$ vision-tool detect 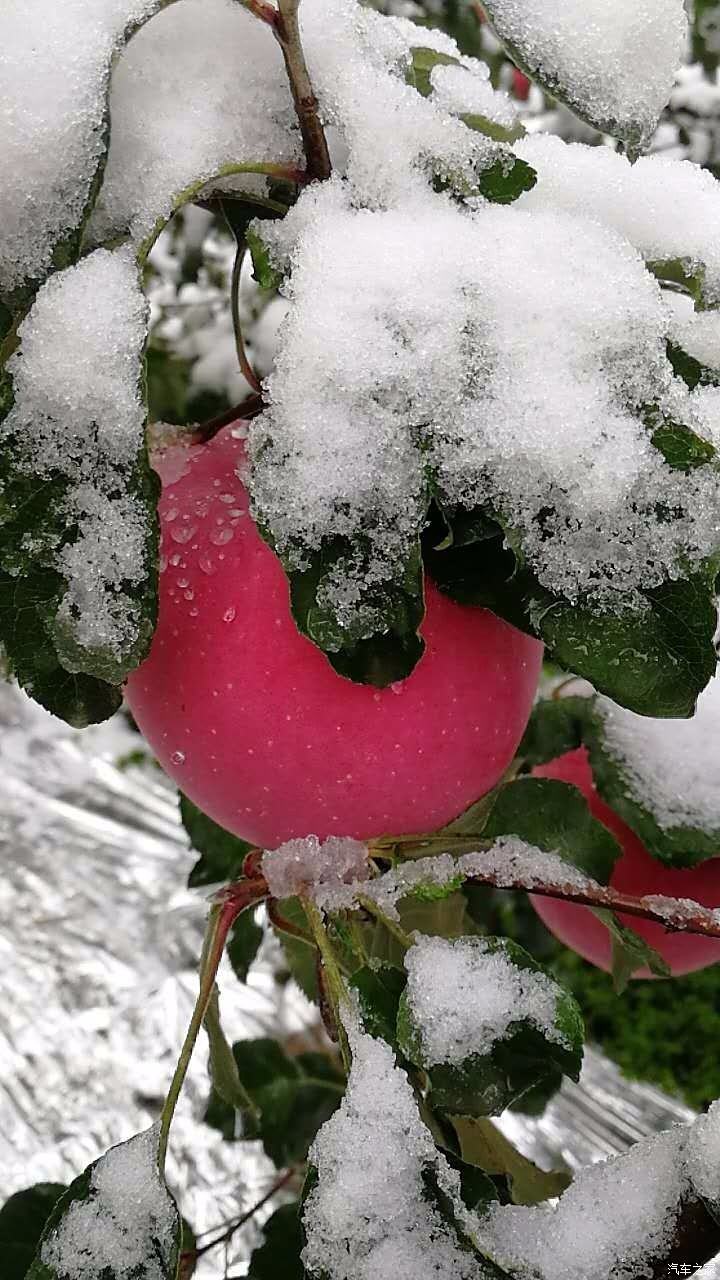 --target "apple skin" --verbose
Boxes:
[124,424,543,848]
[531,747,720,977]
